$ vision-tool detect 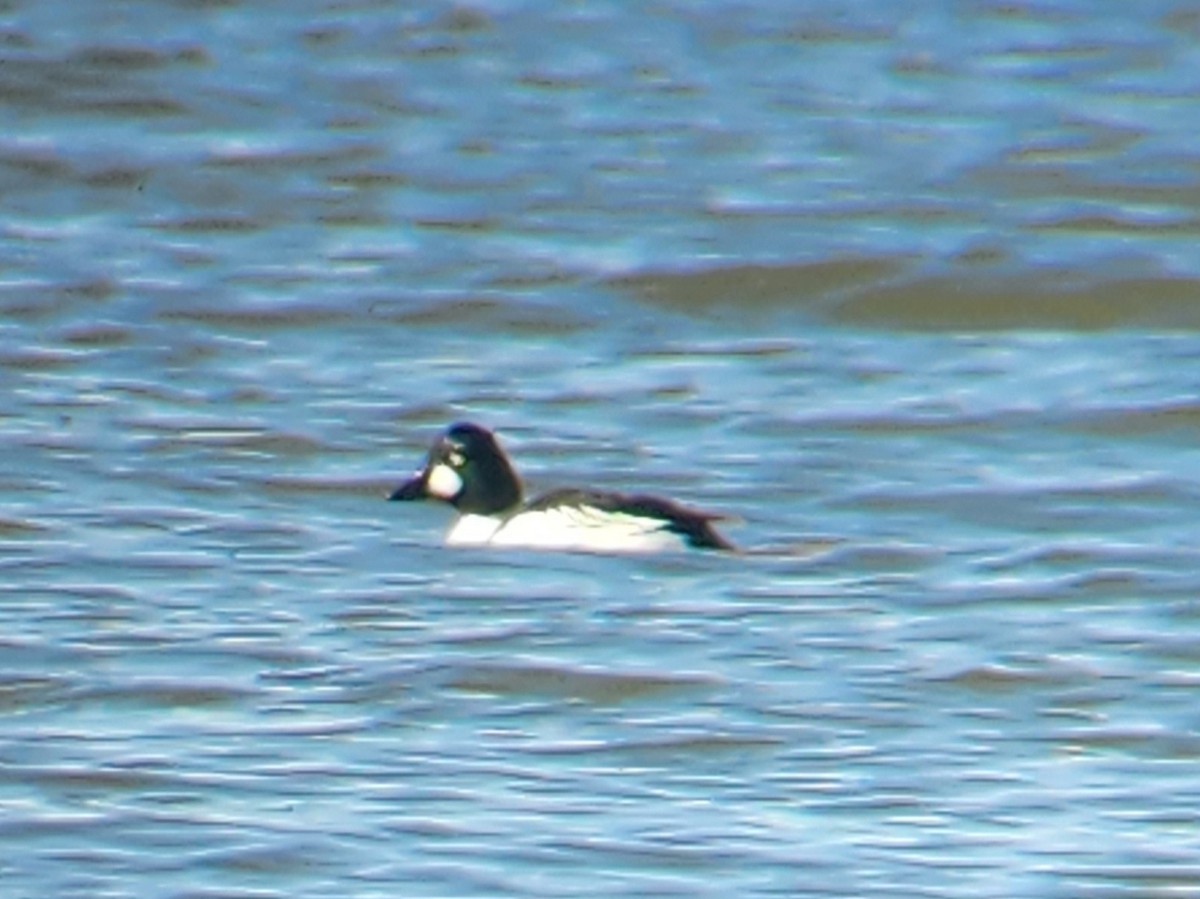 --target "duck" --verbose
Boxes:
[388,422,734,553]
